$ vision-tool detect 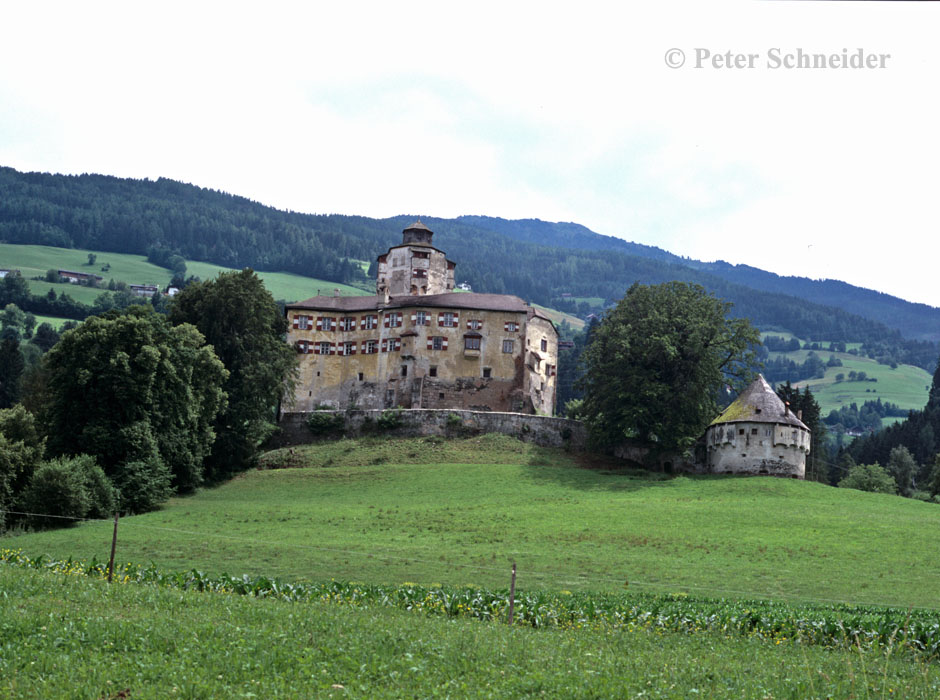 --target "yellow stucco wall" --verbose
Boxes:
[287,305,557,413]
